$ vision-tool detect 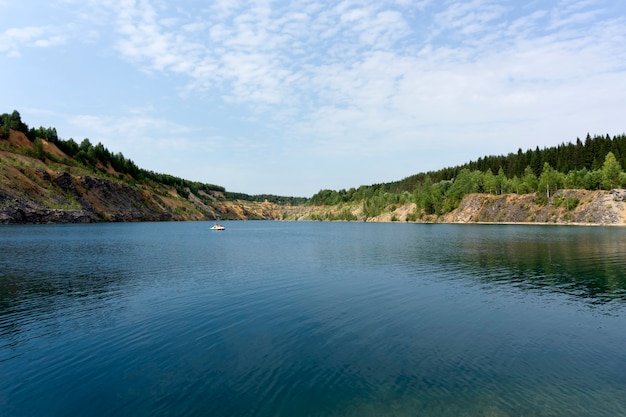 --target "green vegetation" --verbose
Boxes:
[225,192,308,206]
[3,109,624,219]
[311,133,626,218]
[0,110,29,137]
[564,196,580,210]
[1,110,307,204]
